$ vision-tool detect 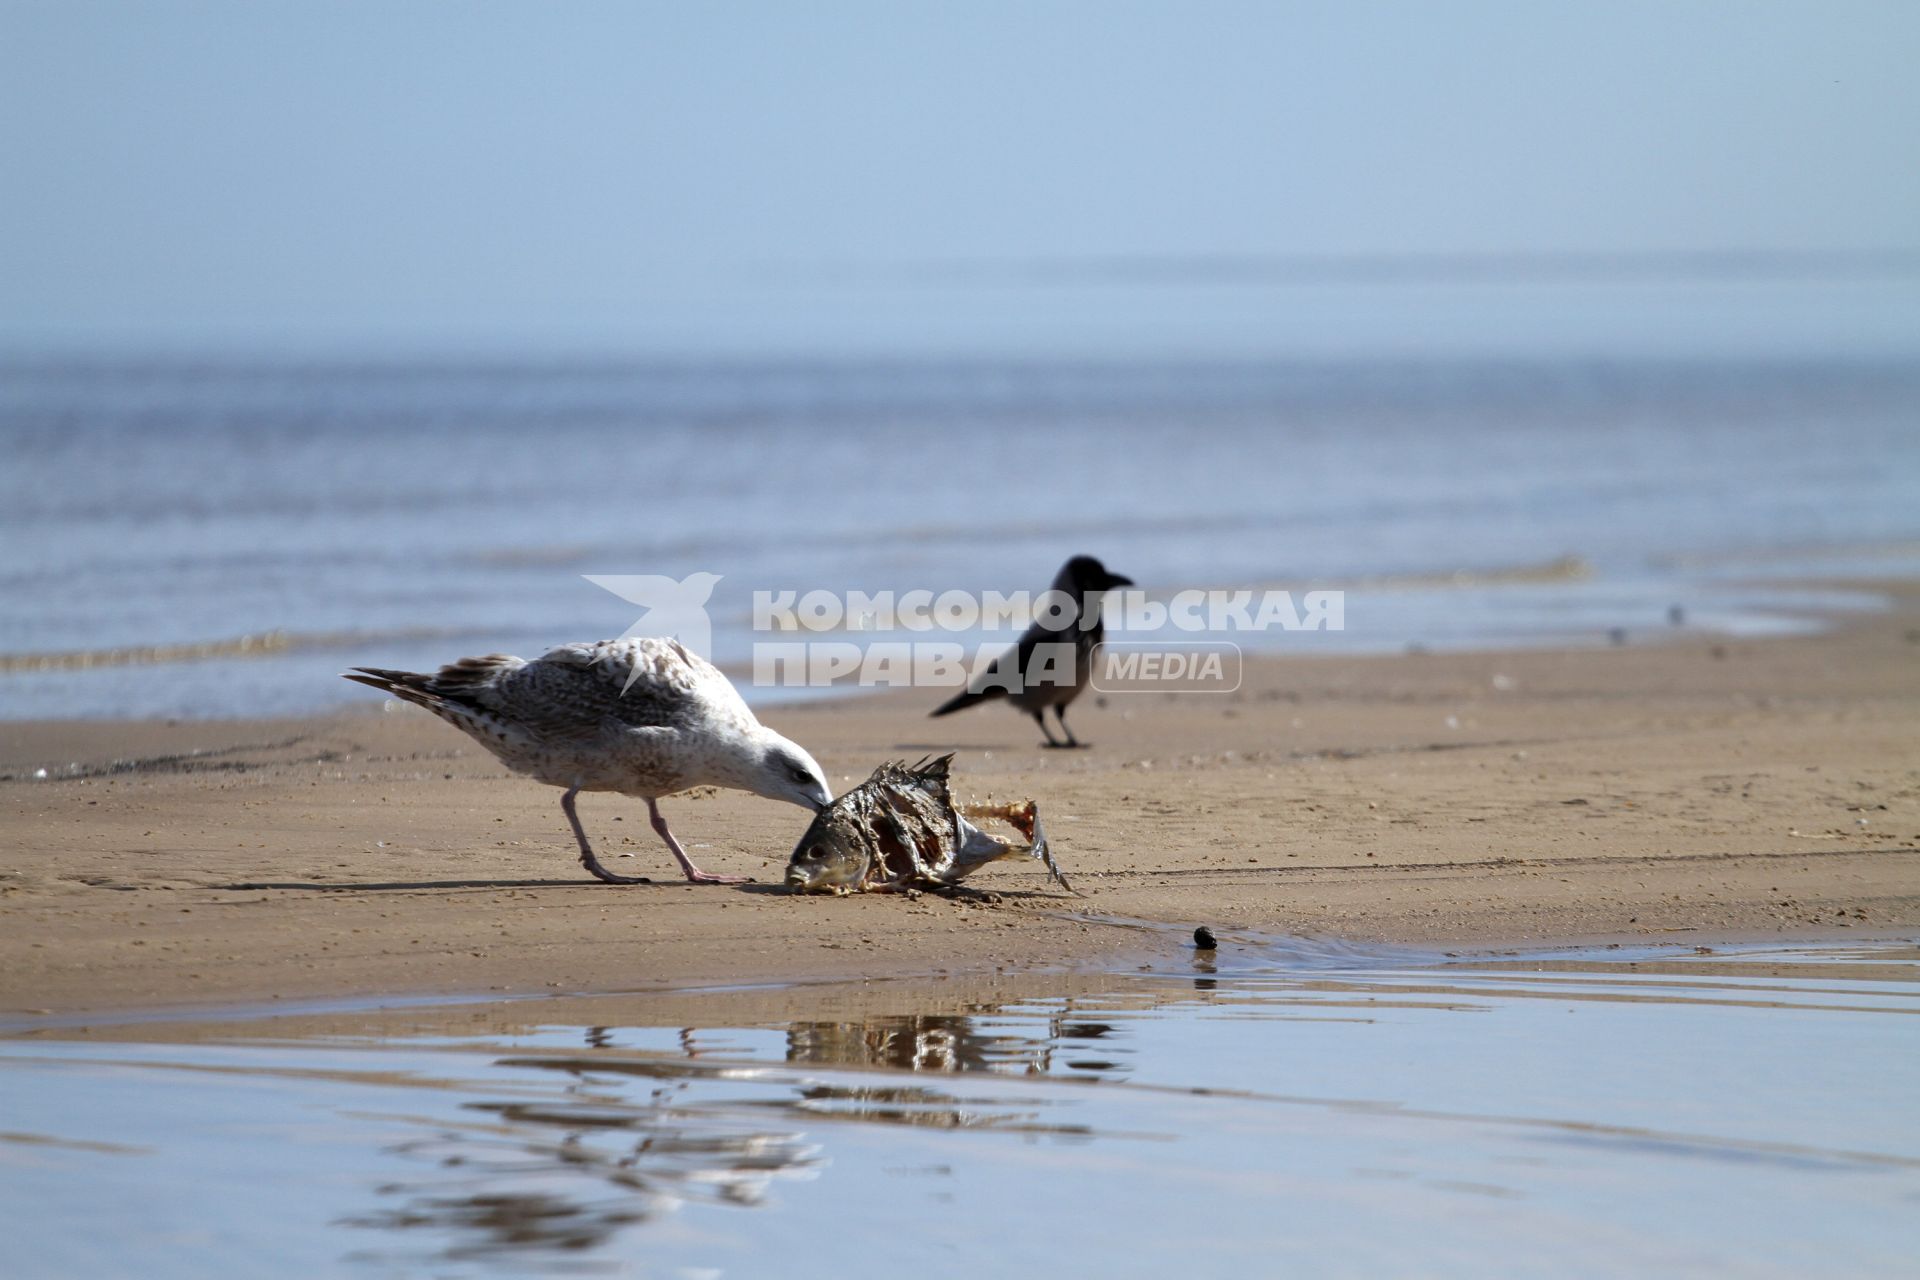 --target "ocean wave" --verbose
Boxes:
[0,626,479,675]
